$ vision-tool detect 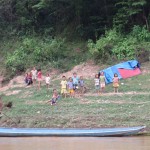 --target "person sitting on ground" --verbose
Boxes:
[45,73,50,90]
[24,73,29,85]
[46,89,60,105]
[24,72,32,86]
[67,77,74,98]
[27,72,33,85]
[60,76,67,98]
[113,73,119,93]
[99,71,106,94]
